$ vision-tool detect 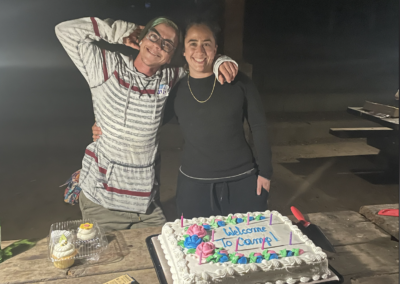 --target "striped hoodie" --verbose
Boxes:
[55,17,234,213]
